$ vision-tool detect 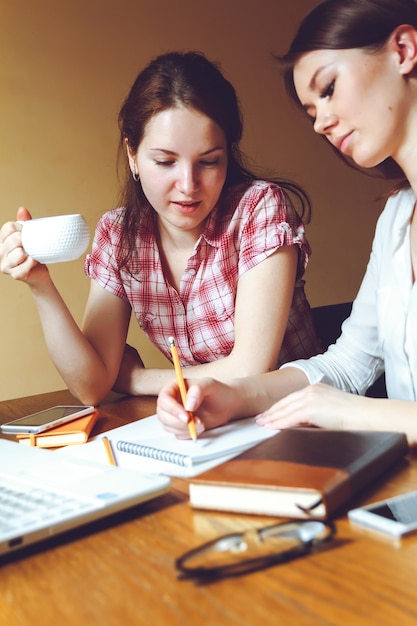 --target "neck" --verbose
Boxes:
[156,217,204,252]
[393,97,417,196]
